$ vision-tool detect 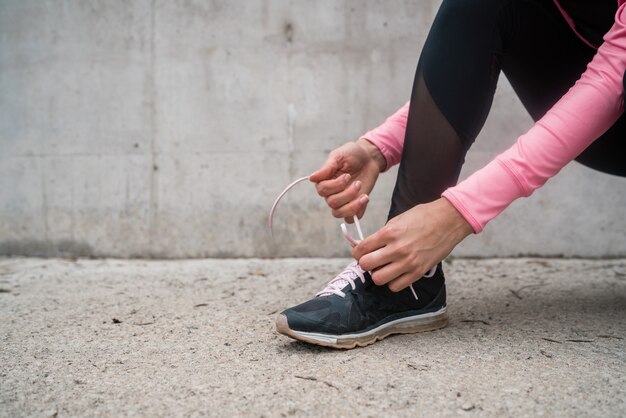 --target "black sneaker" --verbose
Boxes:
[276,261,448,349]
